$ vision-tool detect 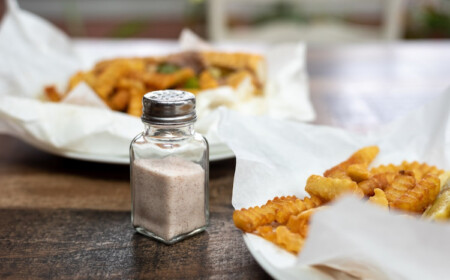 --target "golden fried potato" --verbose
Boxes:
[126,87,146,117]
[390,173,440,213]
[201,51,266,86]
[369,163,399,175]
[108,89,130,111]
[303,195,323,210]
[47,51,269,117]
[233,205,276,233]
[257,225,304,254]
[66,71,86,92]
[359,172,396,196]
[226,70,252,88]
[275,226,304,254]
[384,171,416,204]
[370,161,444,181]
[94,59,145,99]
[368,188,389,209]
[305,175,364,202]
[274,199,307,224]
[44,85,62,102]
[233,196,297,232]
[199,70,219,90]
[232,146,446,256]
[256,225,277,243]
[400,161,444,181]
[346,164,370,182]
[287,206,325,237]
[324,146,379,179]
